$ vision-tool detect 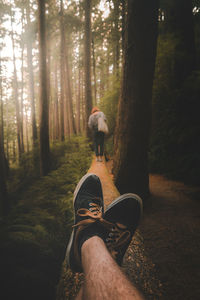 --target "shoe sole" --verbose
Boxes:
[104,193,143,265]
[105,193,143,217]
[66,173,99,271]
[105,193,143,234]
